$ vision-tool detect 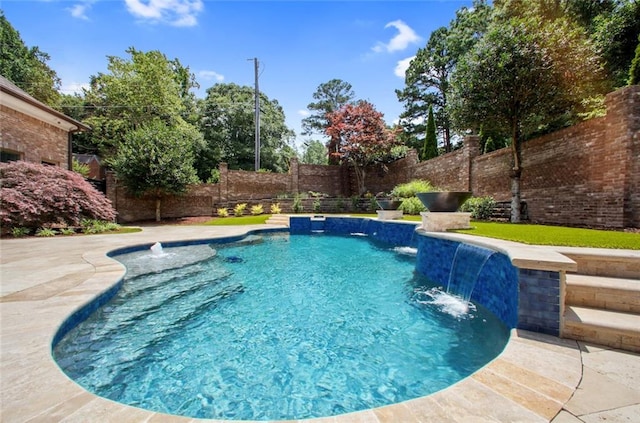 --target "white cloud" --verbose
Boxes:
[373,20,421,53]
[394,56,415,78]
[198,70,224,82]
[61,82,90,95]
[298,110,310,117]
[68,1,93,20]
[124,0,204,27]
